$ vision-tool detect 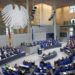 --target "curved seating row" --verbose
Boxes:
[54,54,75,75]
[54,64,75,75]
[0,46,26,65]
[1,43,75,75]
[33,61,53,75]
[0,52,25,65]
[60,36,75,54]
[40,40,61,49]
[55,52,75,66]
[42,51,57,61]
[33,39,61,49]
[1,56,75,75]
[1,61,34,75]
